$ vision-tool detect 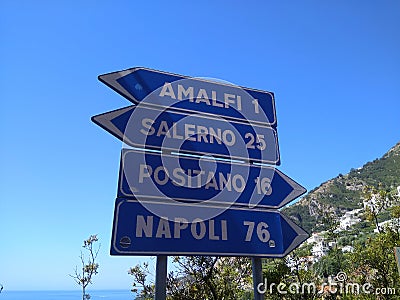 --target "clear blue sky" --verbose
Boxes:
[1,0,399,291]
